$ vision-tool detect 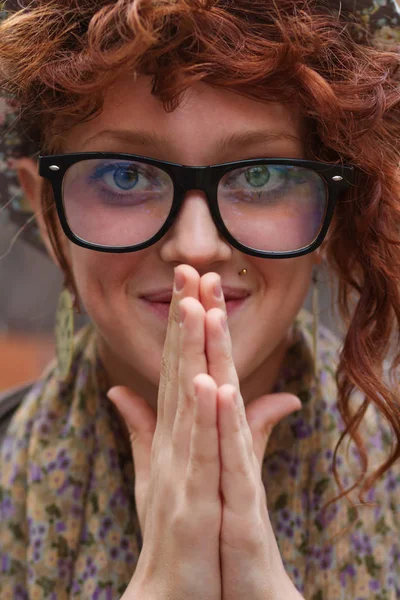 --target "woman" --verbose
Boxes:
[0,0,399,598]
